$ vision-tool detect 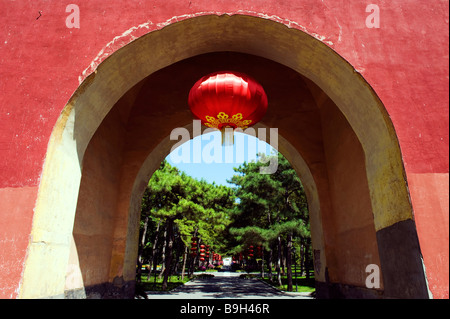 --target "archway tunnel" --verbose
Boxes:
[19,15,428,299]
